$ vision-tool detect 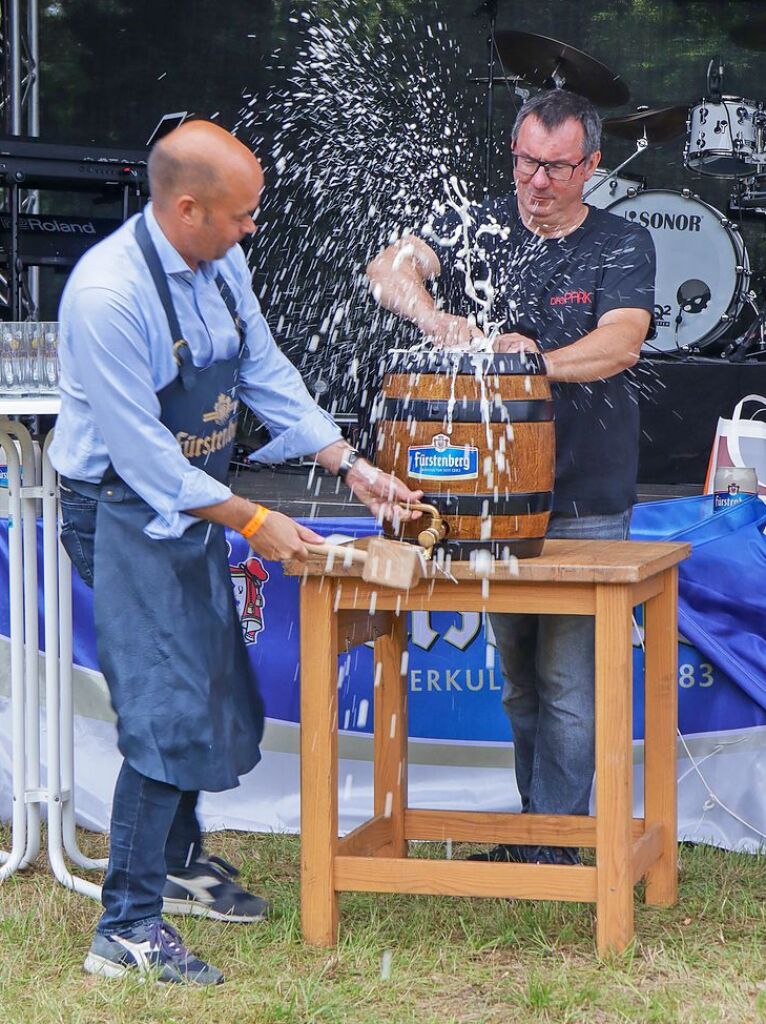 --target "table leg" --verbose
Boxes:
[300,578,339,945]
[373,612,408,857]
[643,567,678,906]
[595,584,635,954]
